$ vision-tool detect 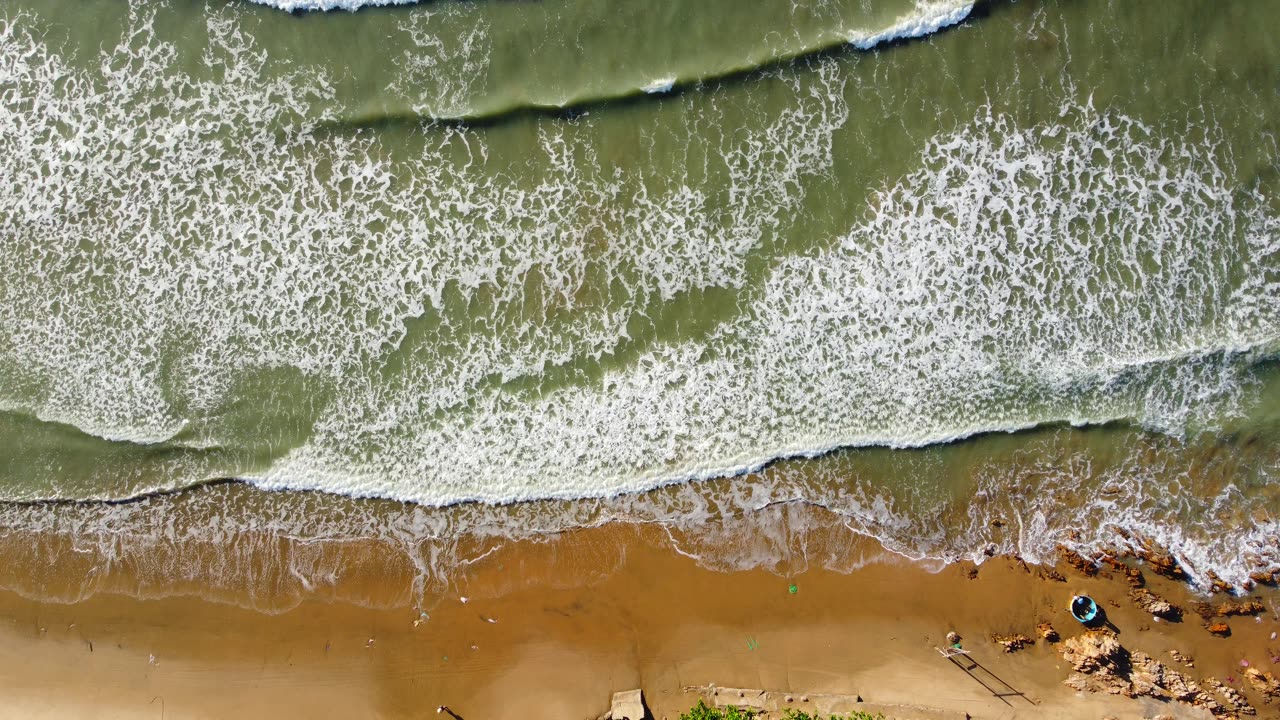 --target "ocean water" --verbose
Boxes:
[0,0,1277,600]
